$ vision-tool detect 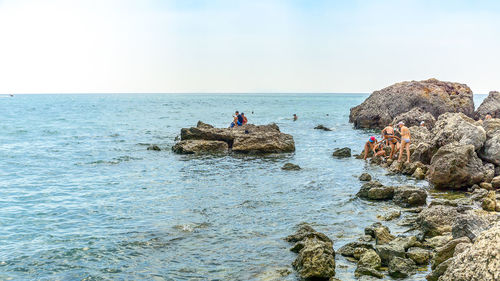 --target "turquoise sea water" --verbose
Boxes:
[0,94,487,280]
